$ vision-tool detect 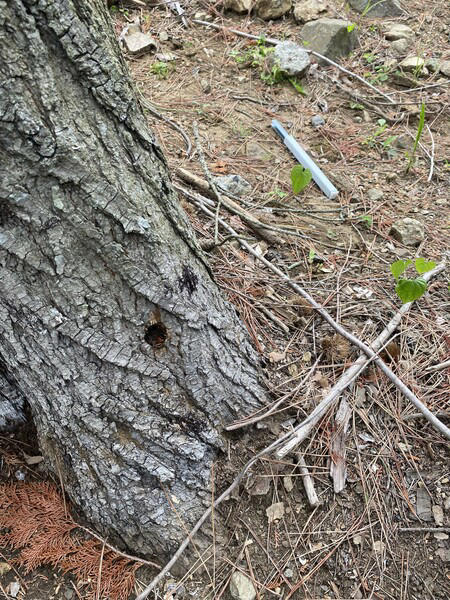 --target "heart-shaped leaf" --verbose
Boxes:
[390,259,411,280]
[414,257,436,275]
[290,165,312,195]
[395,278,427,304]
